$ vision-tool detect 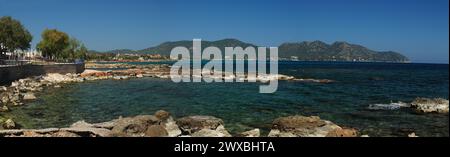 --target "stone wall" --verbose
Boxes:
[0,63,84,85]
